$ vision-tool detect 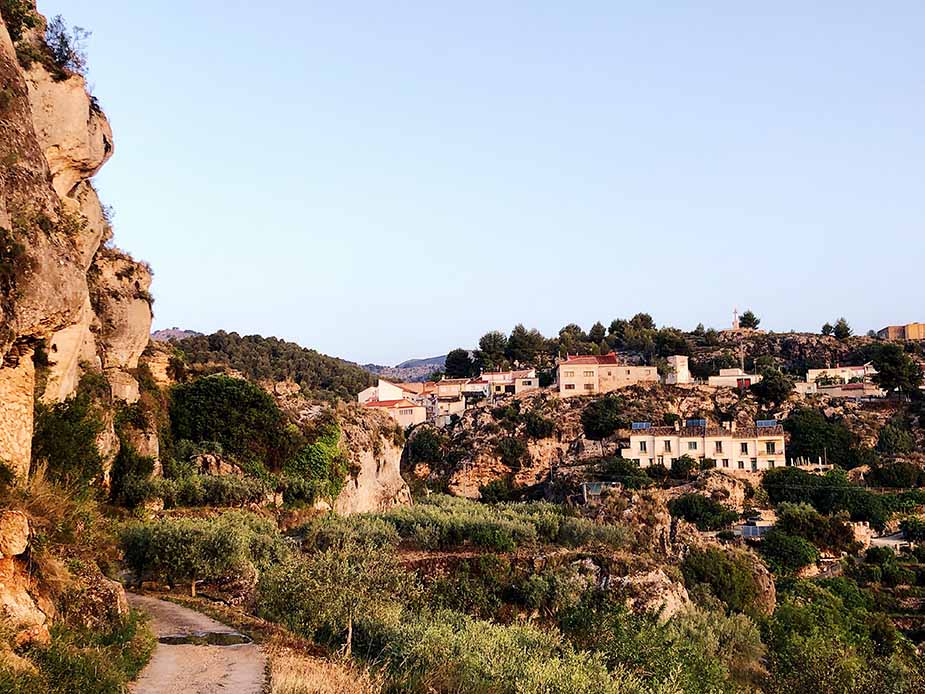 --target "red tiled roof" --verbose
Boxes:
[560,353,620,365]
[362,399,418,409]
